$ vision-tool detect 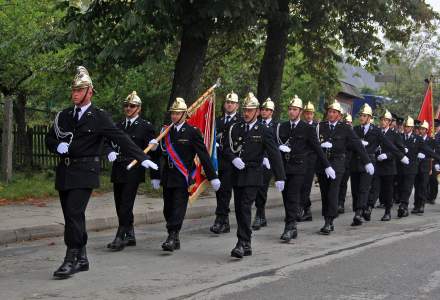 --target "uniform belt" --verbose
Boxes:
[63,156,99,166]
